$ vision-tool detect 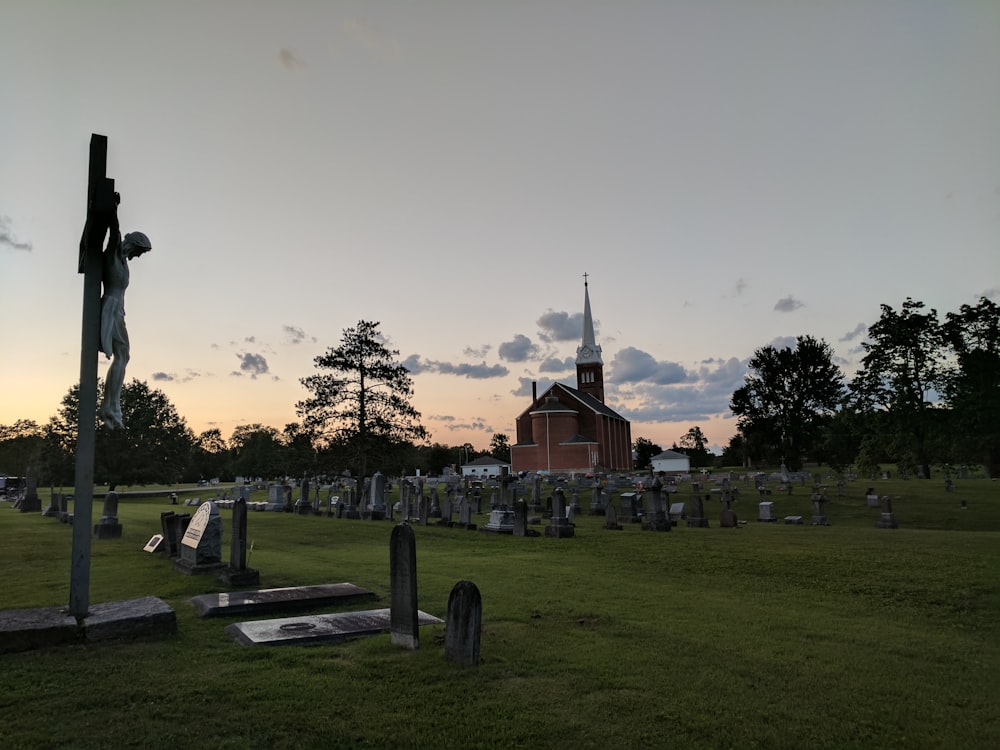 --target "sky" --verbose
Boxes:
[2,1,998,455]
